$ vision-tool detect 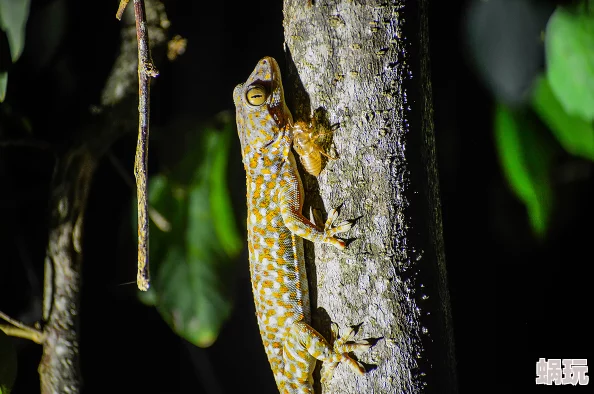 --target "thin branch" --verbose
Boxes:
[115,0,129,20]
[0,324,44,344]
[117,0,160,292]
[106,150,171,232]
[0,310,32,330]
[0,310,44,344]
[133,0,159,291]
